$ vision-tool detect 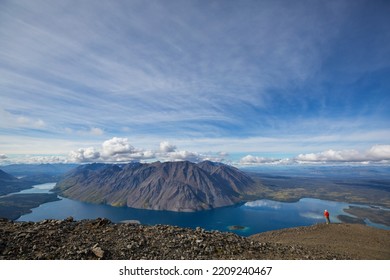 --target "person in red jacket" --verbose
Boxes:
[324,209,330,224]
